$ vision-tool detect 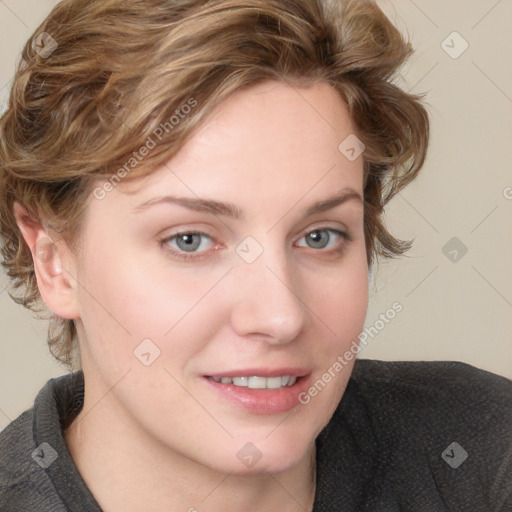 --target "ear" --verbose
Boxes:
[13,201,80,320]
